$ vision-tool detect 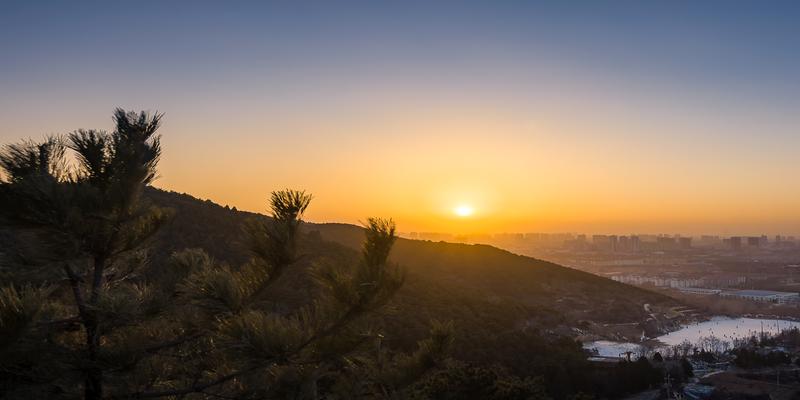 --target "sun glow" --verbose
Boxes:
[453,204,475,217]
